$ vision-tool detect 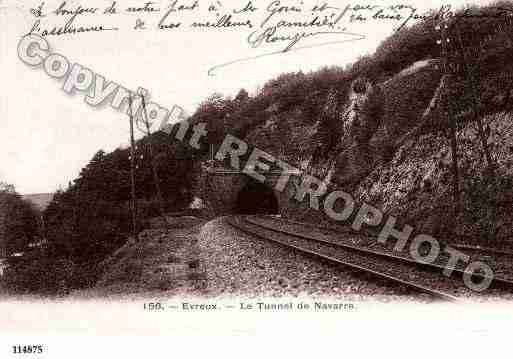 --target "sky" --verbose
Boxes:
[0,0,495,194]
